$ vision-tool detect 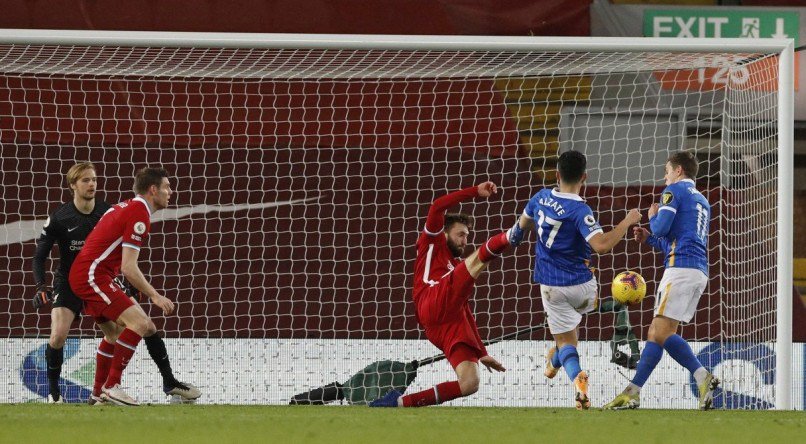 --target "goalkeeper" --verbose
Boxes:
[32,162,200,404]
